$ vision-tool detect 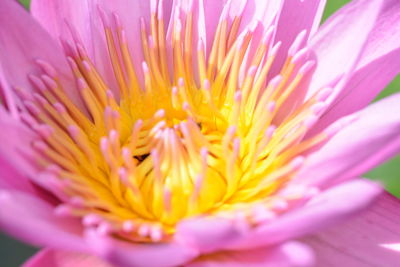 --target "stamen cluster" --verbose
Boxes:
[20,2,332,242]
